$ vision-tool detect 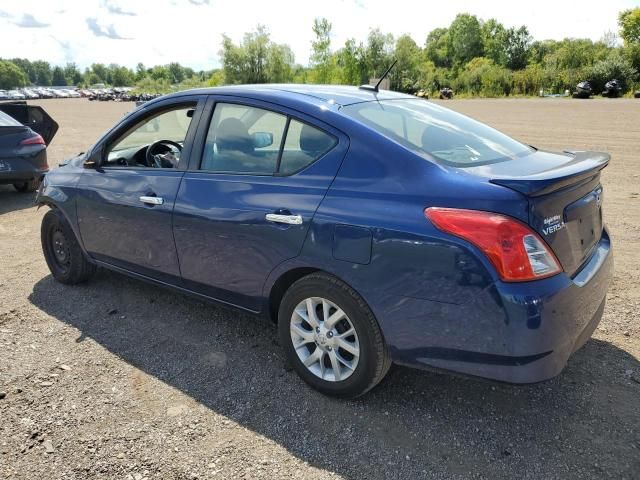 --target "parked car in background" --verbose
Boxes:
[0,101,58,192]
[20,89,40,99]
[7,90,26,100]
[36,85,612,397]
[32,88,52,99]
[0,90,8,101]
